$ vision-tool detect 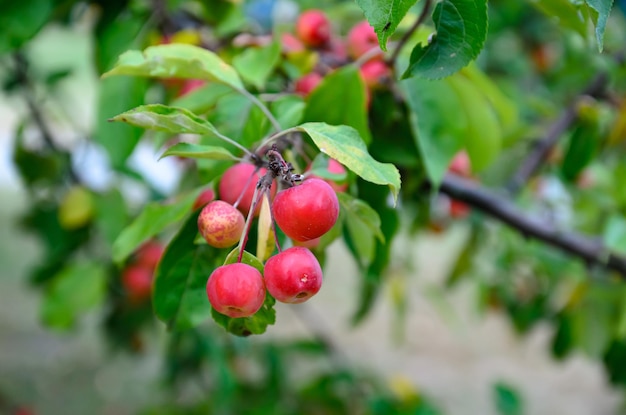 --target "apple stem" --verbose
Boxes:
[236,88,282,133]
[236,184,262,263]
[266,187,282,253]
[233,167,262,210]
